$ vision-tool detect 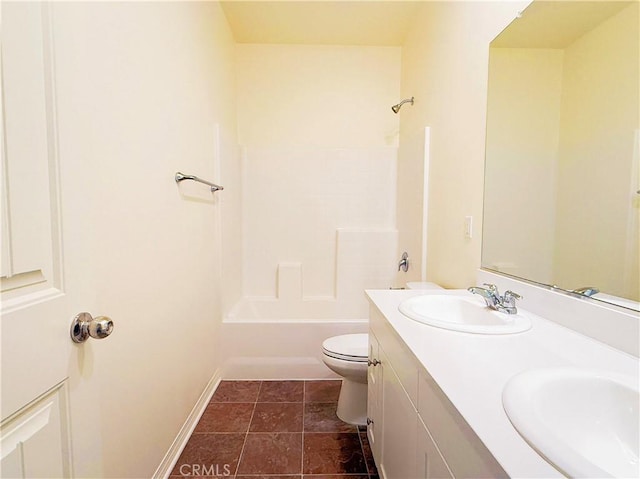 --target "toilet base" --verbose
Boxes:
[336,378,368,426]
